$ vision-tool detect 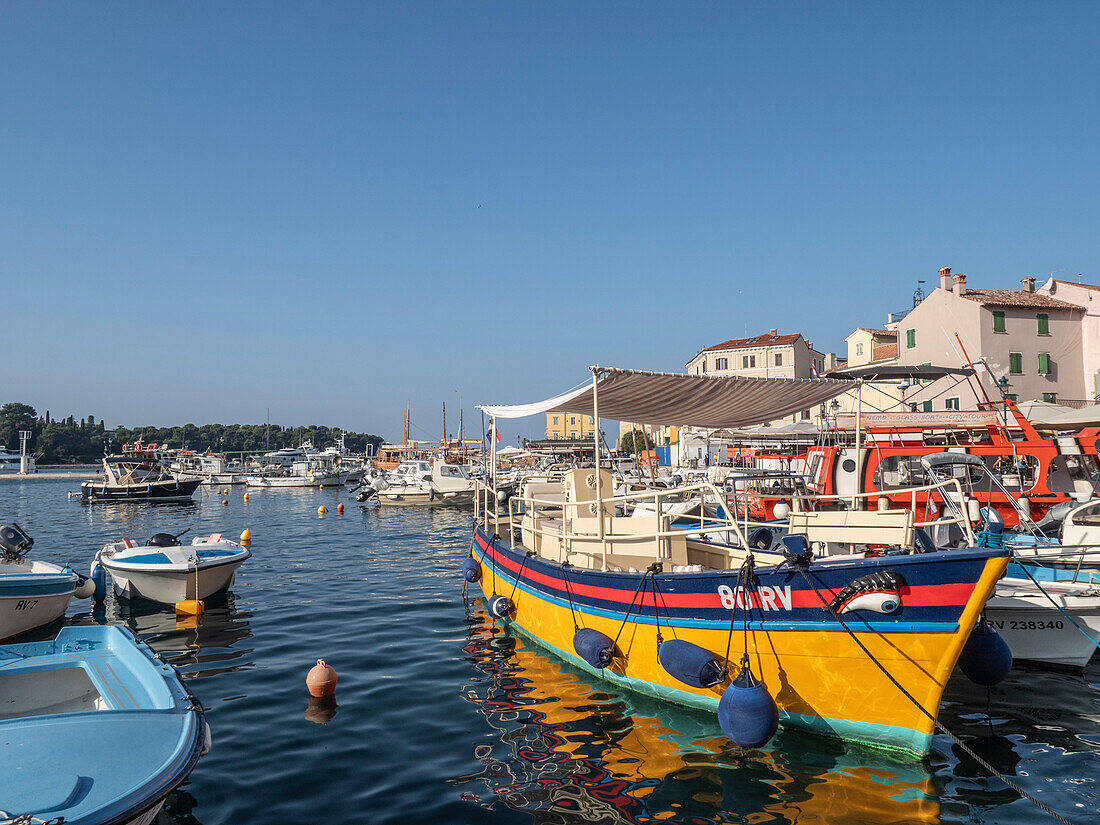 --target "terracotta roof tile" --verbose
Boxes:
[700,333,803,353]
[871,342,898,361]
[856,328,897,337]
[961,289,1084,311]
